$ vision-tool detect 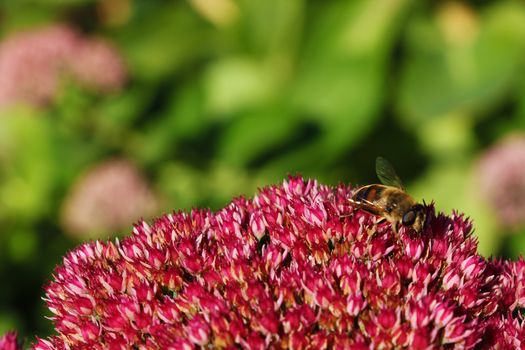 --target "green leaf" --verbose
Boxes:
[155,162,204,211]
[416,112,477,160]
[164,81,207,139]
[217,106,299,168]
[507,231,525,259]
[204,57,282,116]
[236,0,305,55]
[398,2,525,124]
[0,108,58,222]
[291,0,413,157]
[94,86,155,138]
[116,2,213,81]
[7,228,38,263]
